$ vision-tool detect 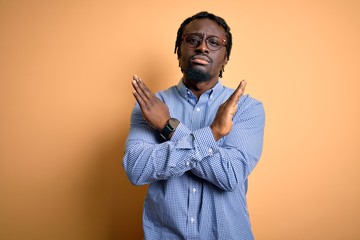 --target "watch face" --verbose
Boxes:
[160,118,180,140]
[169,118,180,129]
